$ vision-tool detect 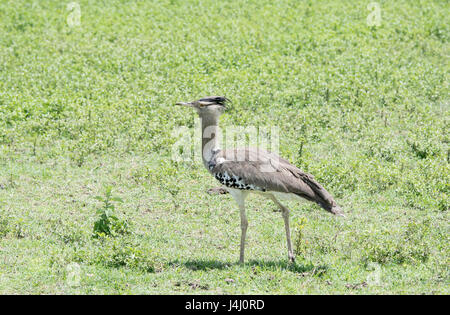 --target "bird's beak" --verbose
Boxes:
[175,102,193,107]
